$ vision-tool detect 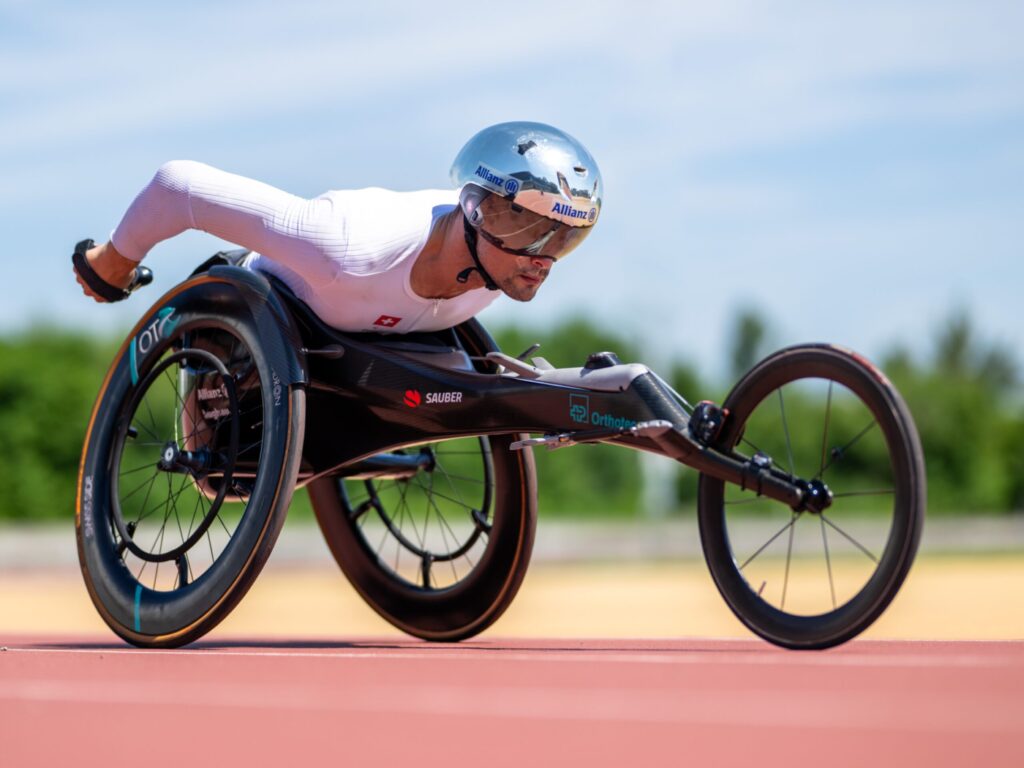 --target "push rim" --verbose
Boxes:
[106,327,266,592]
[339,437,496,591]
